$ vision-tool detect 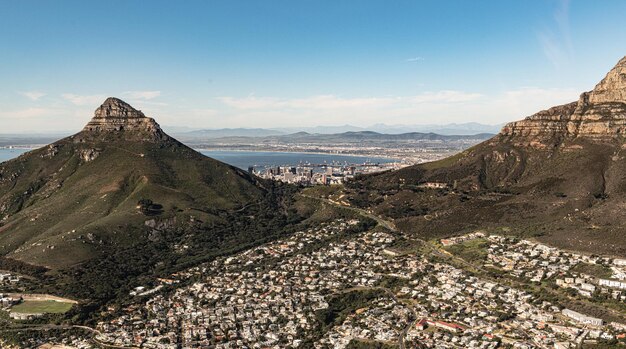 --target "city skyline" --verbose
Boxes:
[2,0,626,132]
